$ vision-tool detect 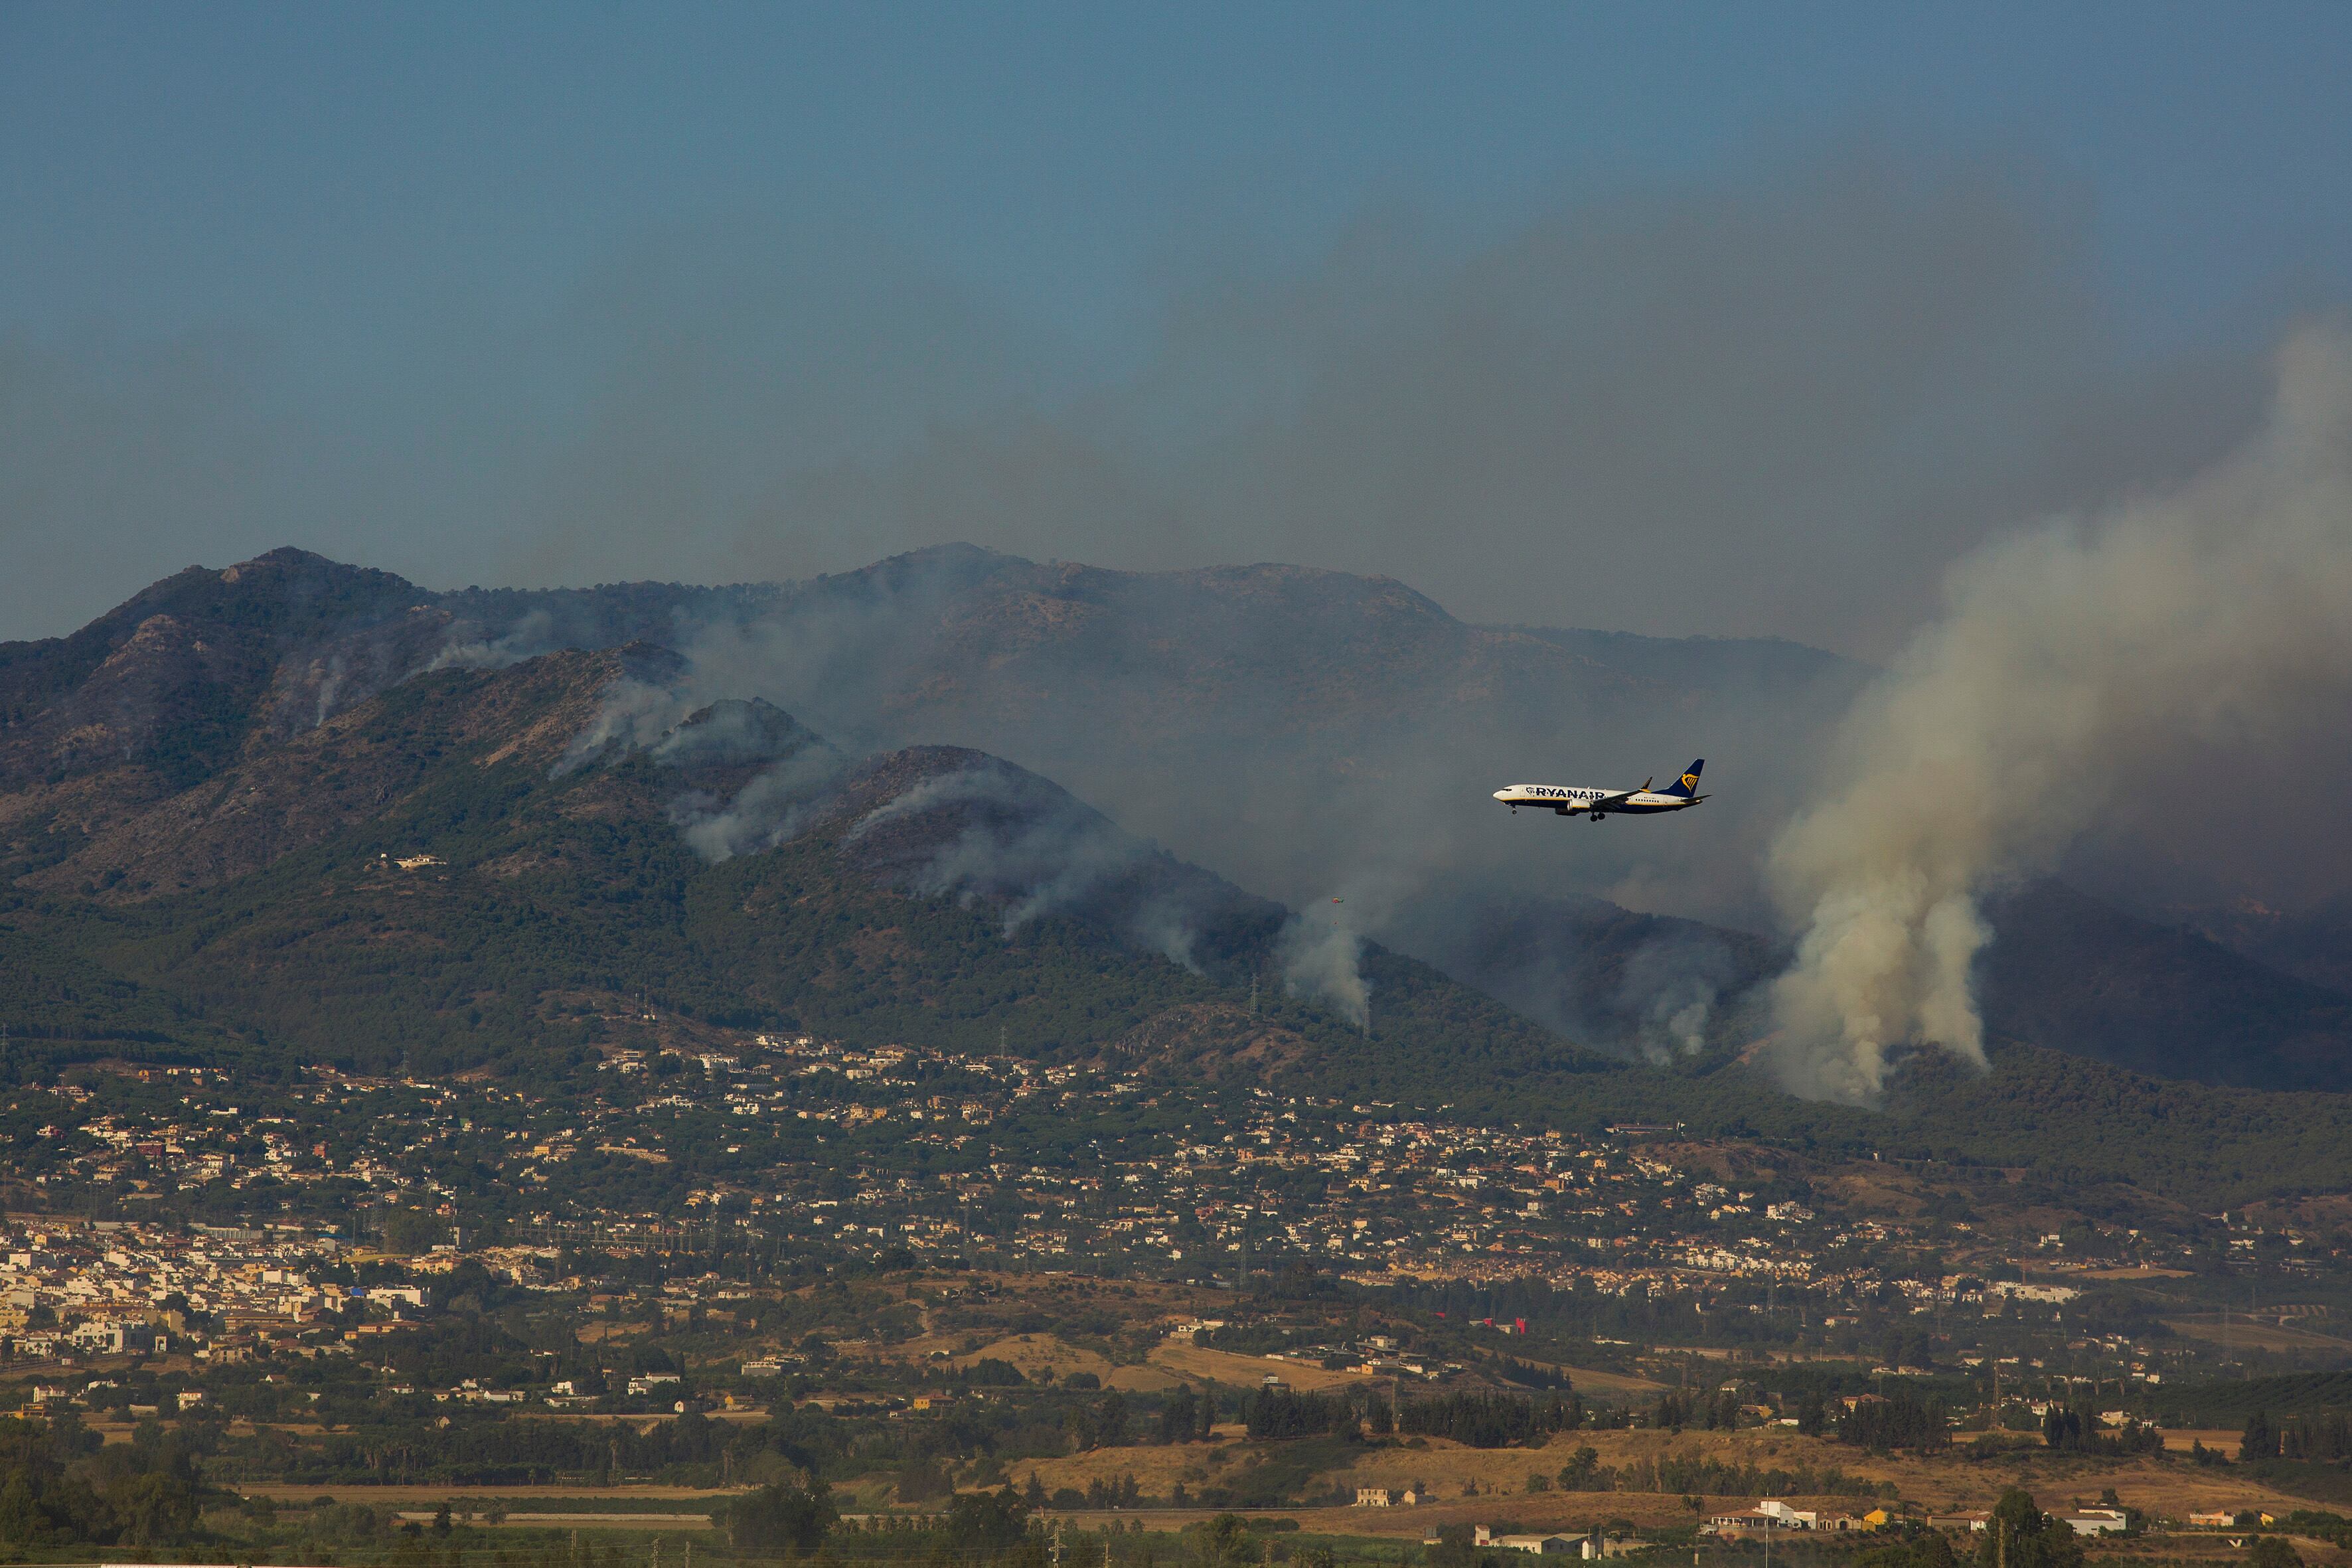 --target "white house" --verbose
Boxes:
[2062,1510,2127,1537]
